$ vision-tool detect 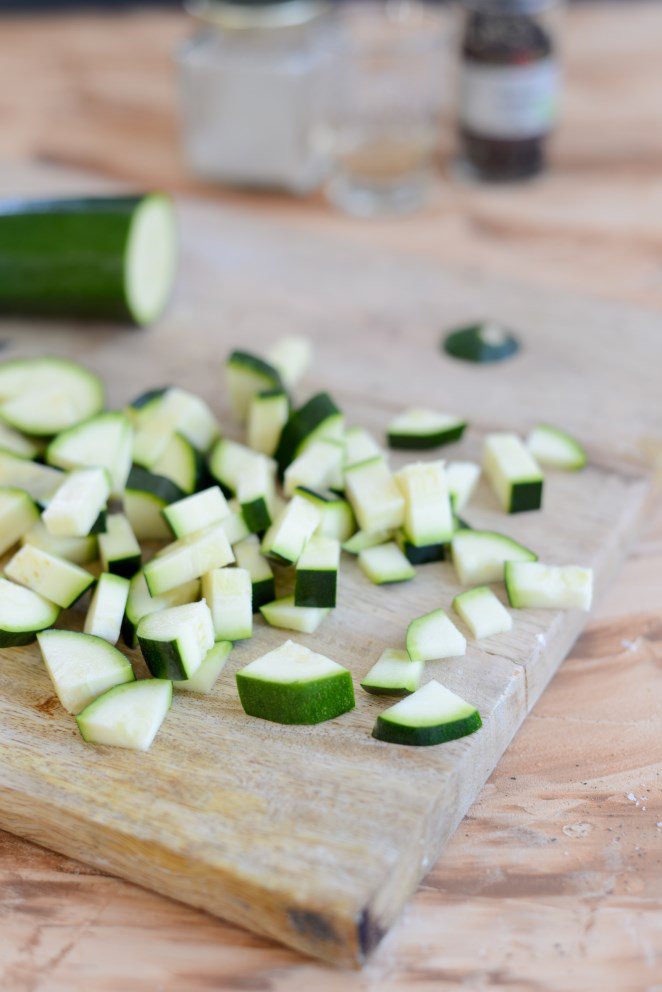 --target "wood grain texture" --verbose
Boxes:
[0,160,653,969]
[0,4,661,987]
